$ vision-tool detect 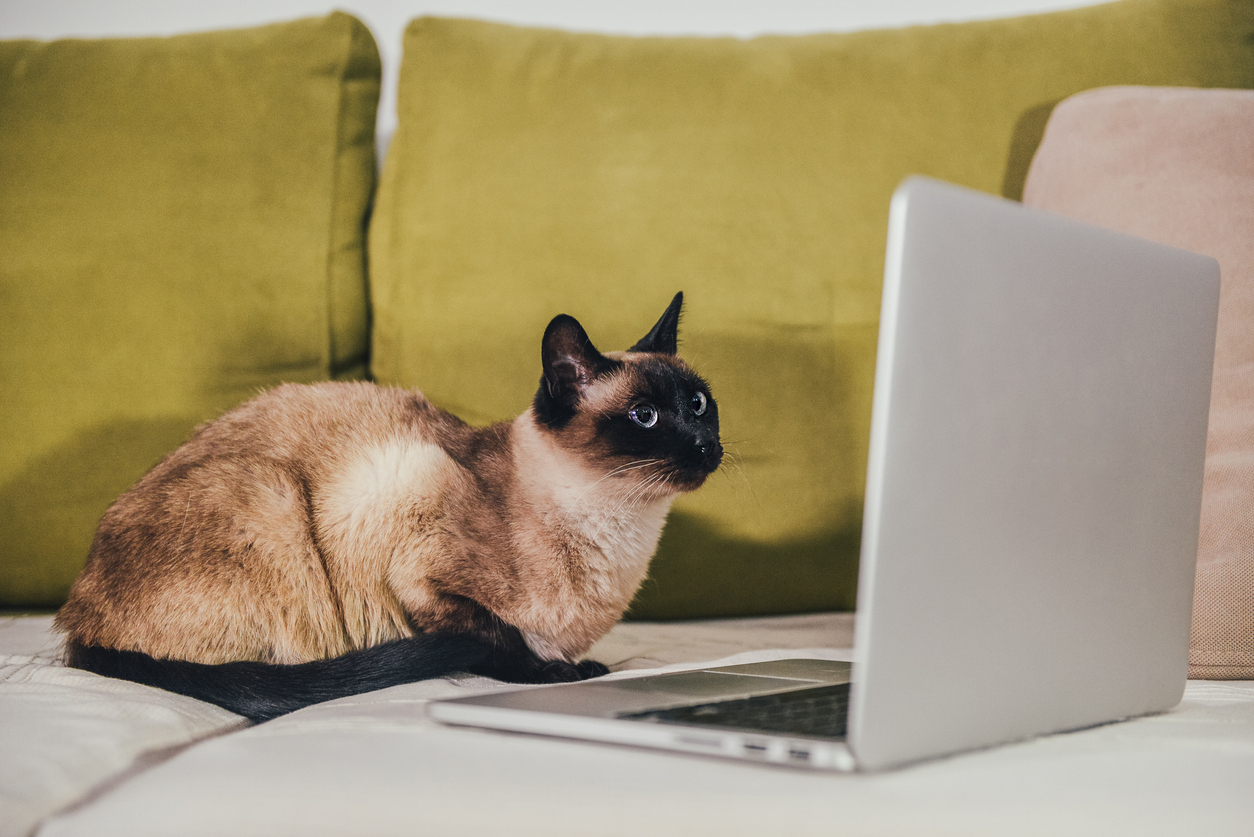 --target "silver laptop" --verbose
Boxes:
[427,176,1220,771]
